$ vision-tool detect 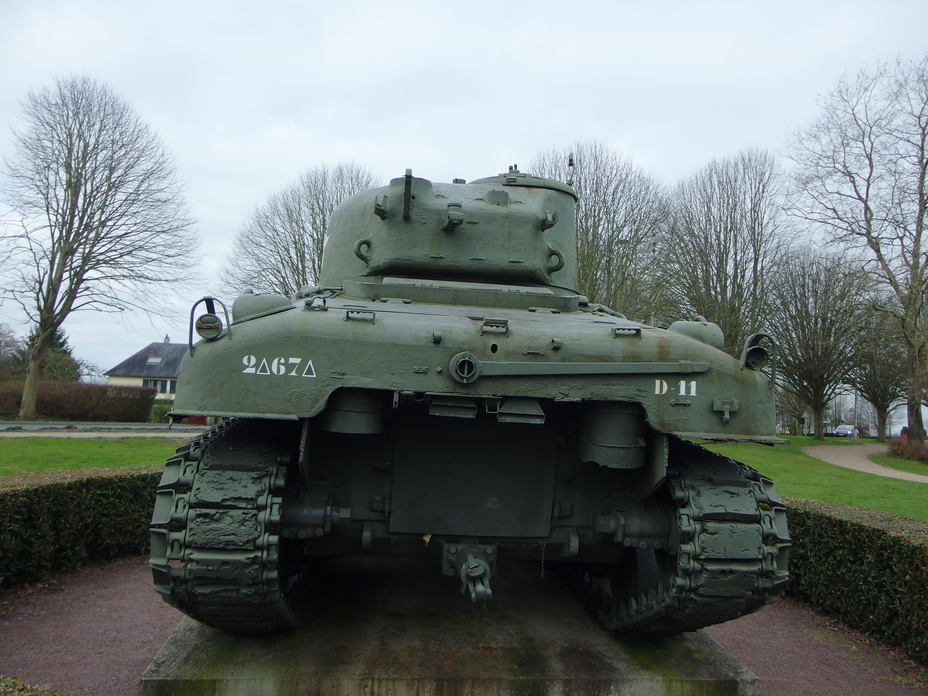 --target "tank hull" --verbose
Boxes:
[151,168,789,635]
[174,287,777,441]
